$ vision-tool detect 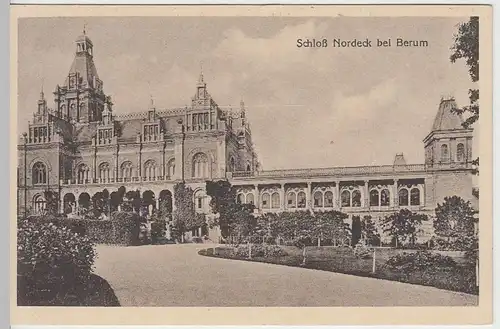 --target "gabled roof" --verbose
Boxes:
[64,52,100,87]
[431,98,465,131]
